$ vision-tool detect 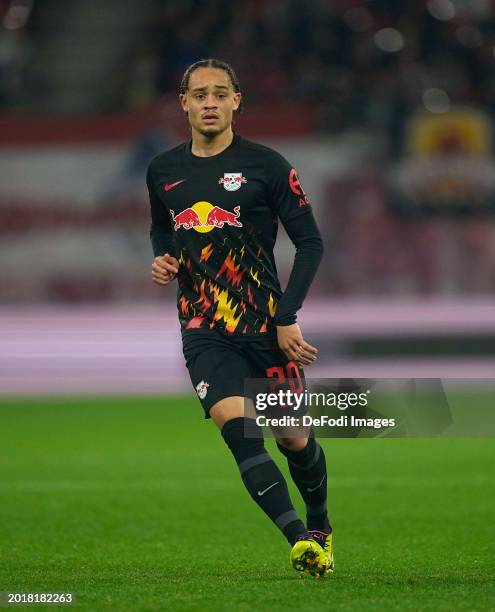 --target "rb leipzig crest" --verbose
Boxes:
[219,172,247,192]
